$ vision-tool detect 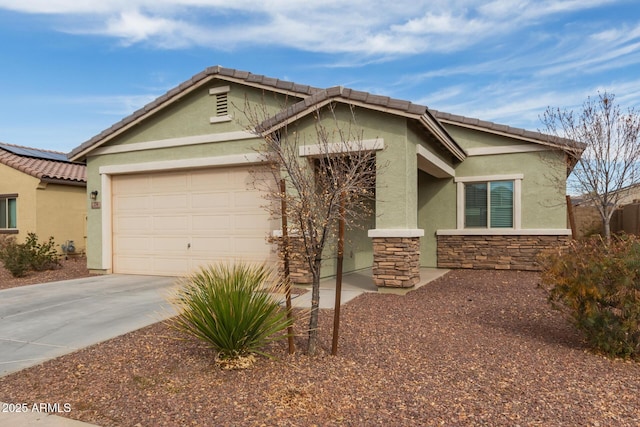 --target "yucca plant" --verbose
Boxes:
[169,262,294,360]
